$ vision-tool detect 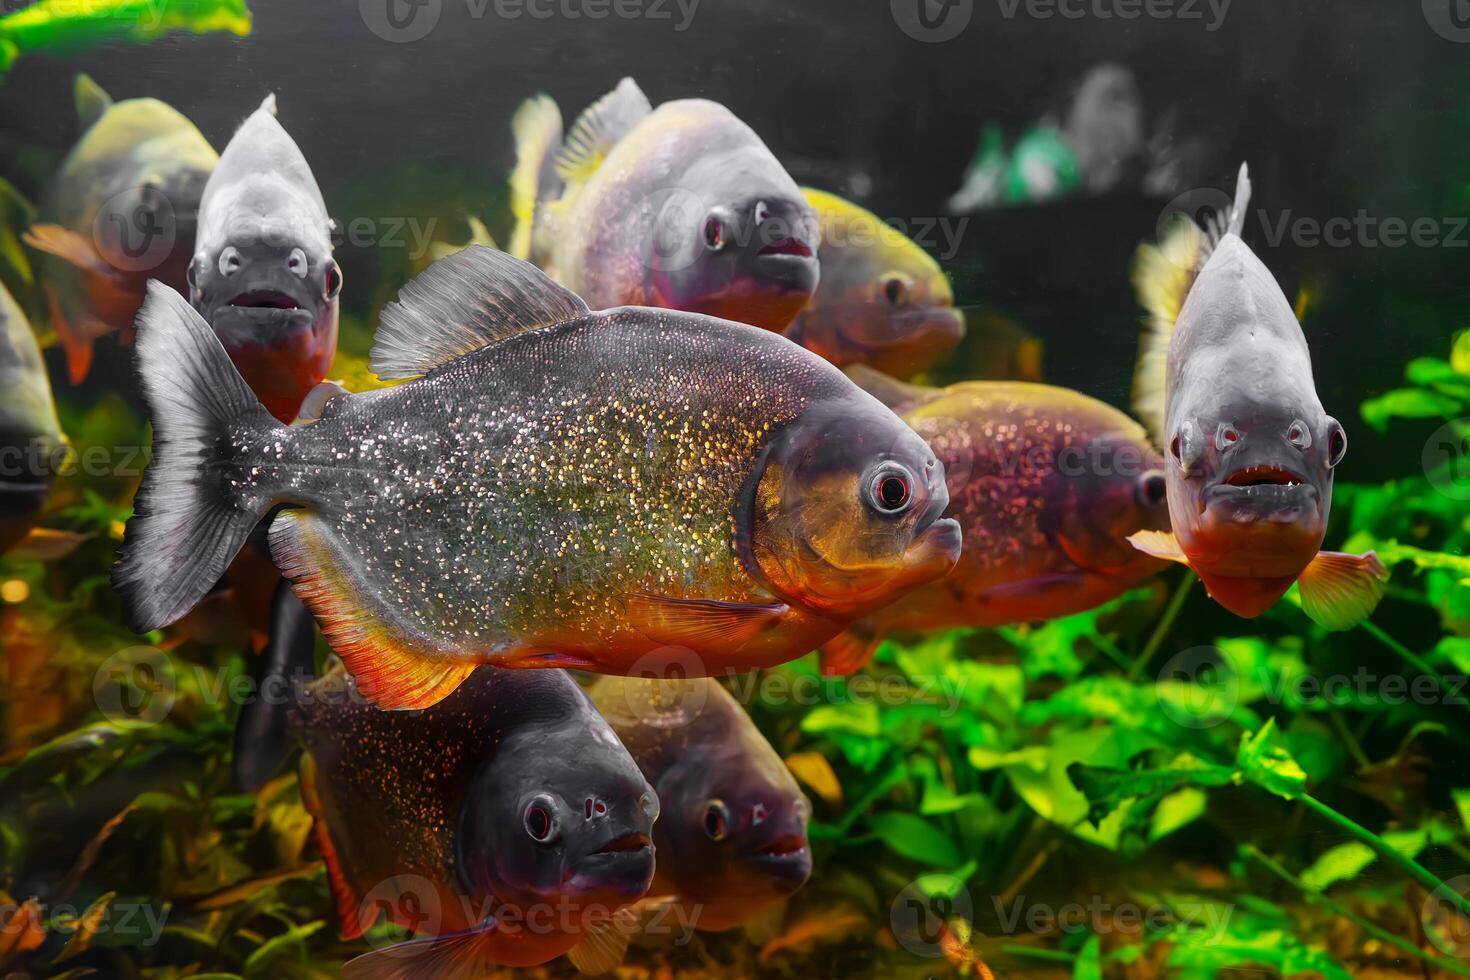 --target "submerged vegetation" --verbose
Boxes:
[1,304,1469,978]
